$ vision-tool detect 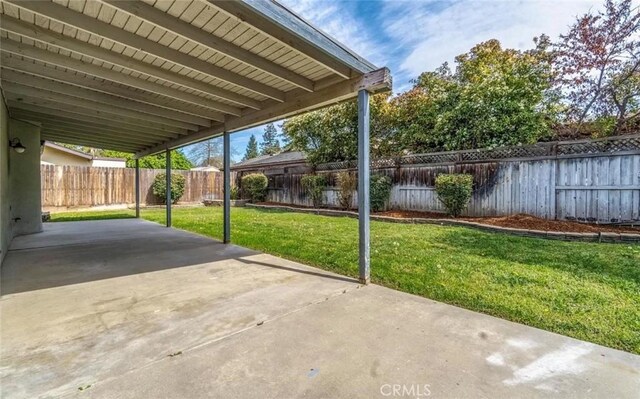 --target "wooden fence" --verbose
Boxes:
[41,165,223,209]
[42,135,640,222]
[261,135,640,223]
